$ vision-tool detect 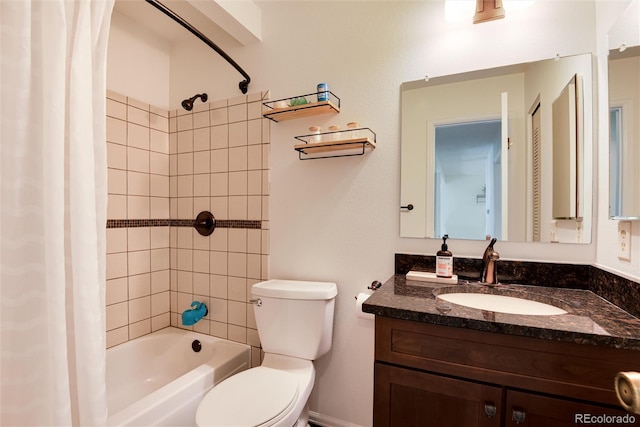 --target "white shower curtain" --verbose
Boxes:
[1,1,114,425]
